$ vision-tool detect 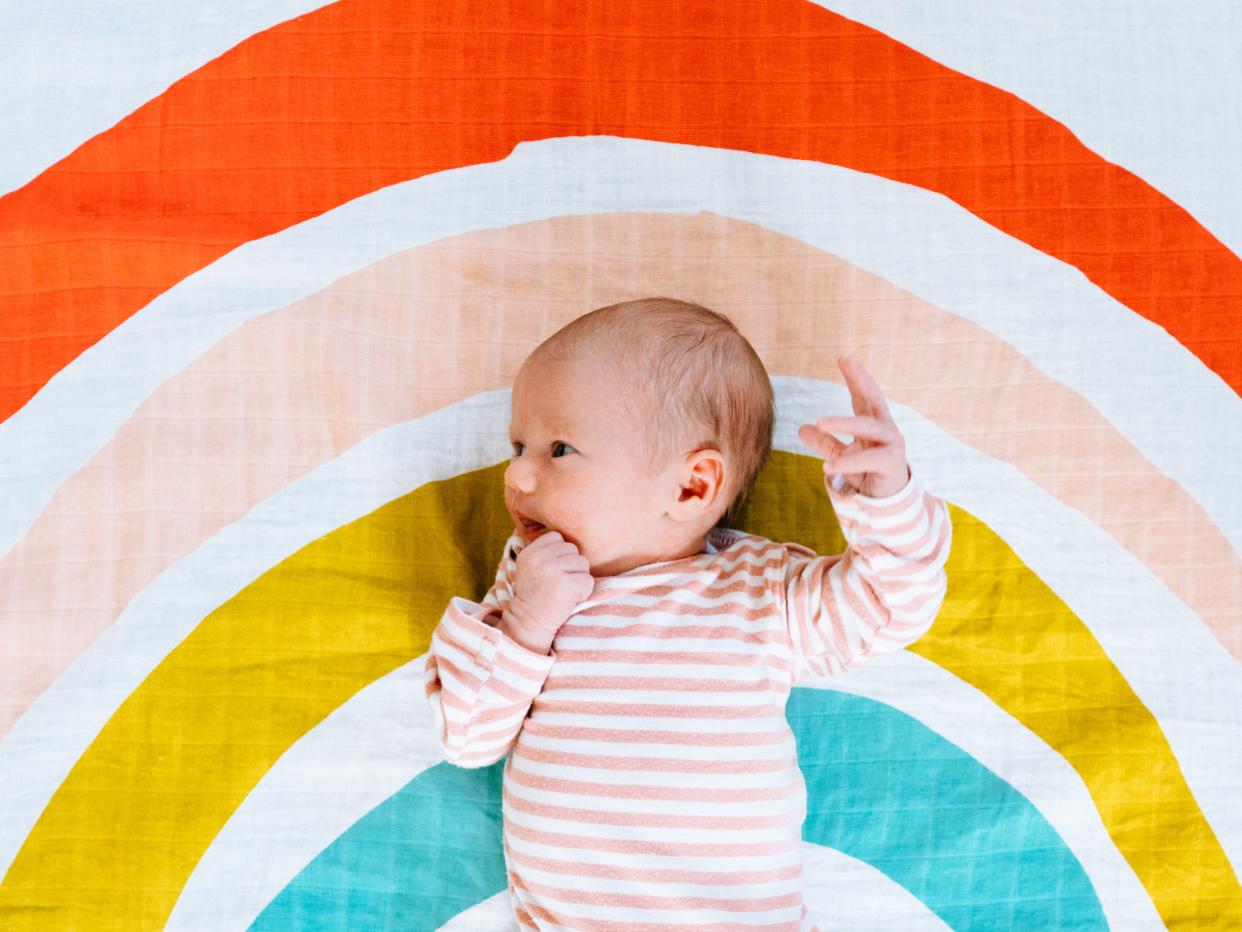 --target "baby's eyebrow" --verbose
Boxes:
[509,423,578,440]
